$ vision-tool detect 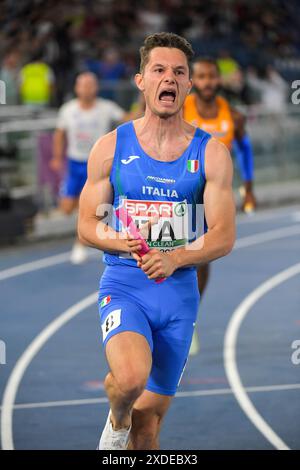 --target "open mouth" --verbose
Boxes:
[158,90,176,103]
